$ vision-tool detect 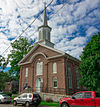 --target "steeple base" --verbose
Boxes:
[38,40,54,48]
